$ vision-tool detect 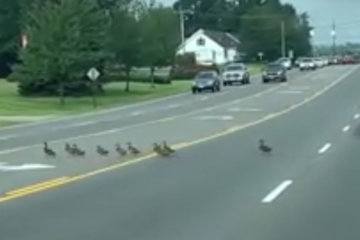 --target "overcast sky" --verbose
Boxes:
[159,0,360,45]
